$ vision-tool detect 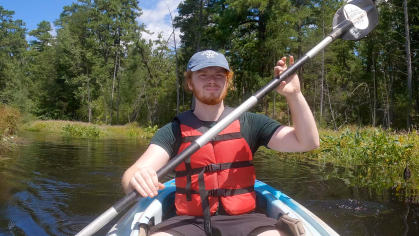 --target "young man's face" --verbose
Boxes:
[188,66,228,105]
